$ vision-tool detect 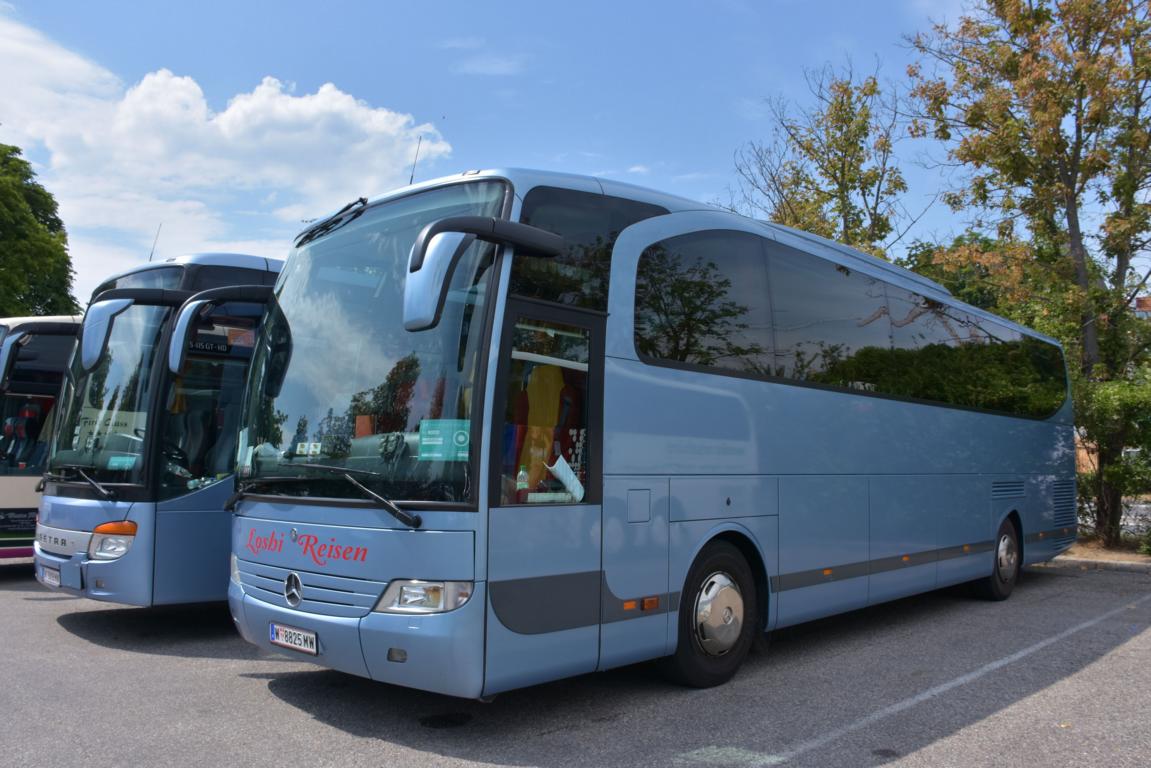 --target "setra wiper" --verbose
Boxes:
[47,465,117,501]
[294,463,422,529]
[294,197,368,247]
